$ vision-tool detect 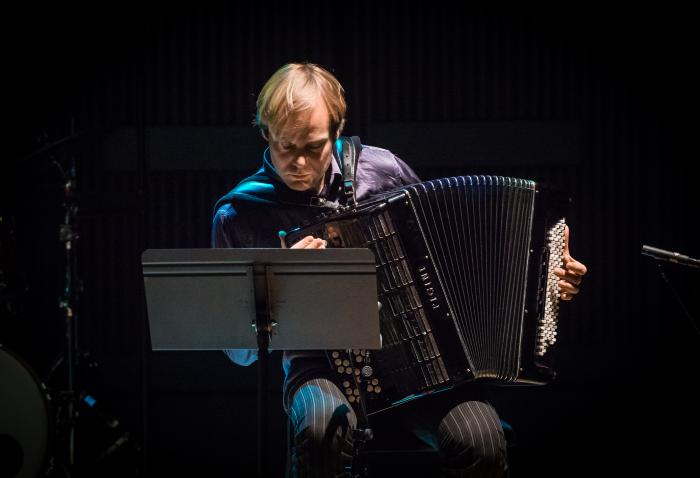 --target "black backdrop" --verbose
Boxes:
[3,2,699,477]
